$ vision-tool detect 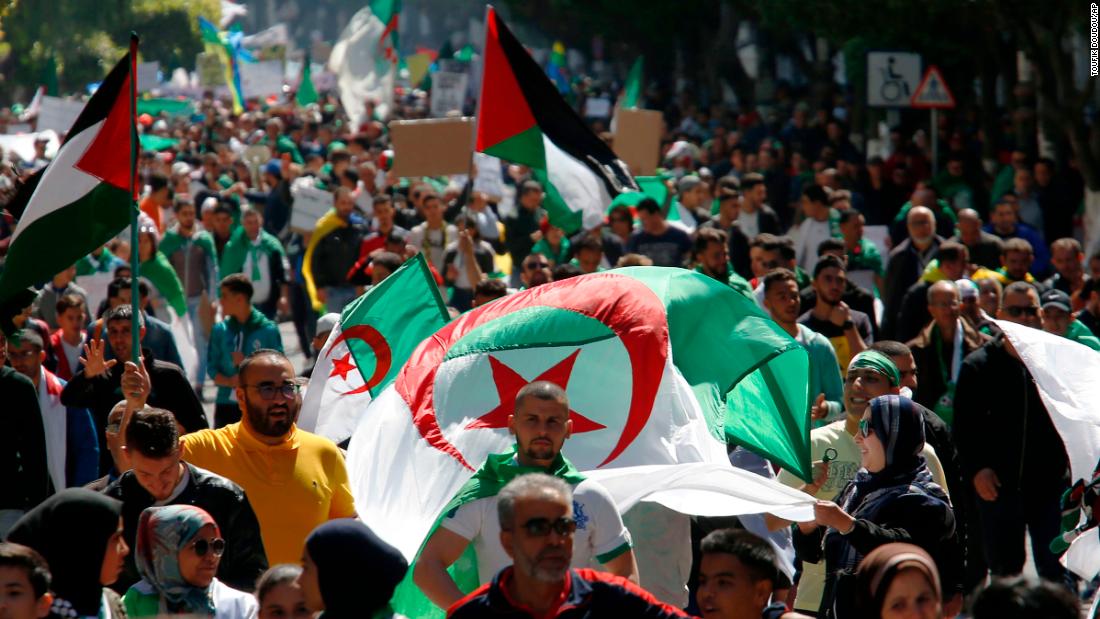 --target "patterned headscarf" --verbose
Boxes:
[135,505,220,616]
